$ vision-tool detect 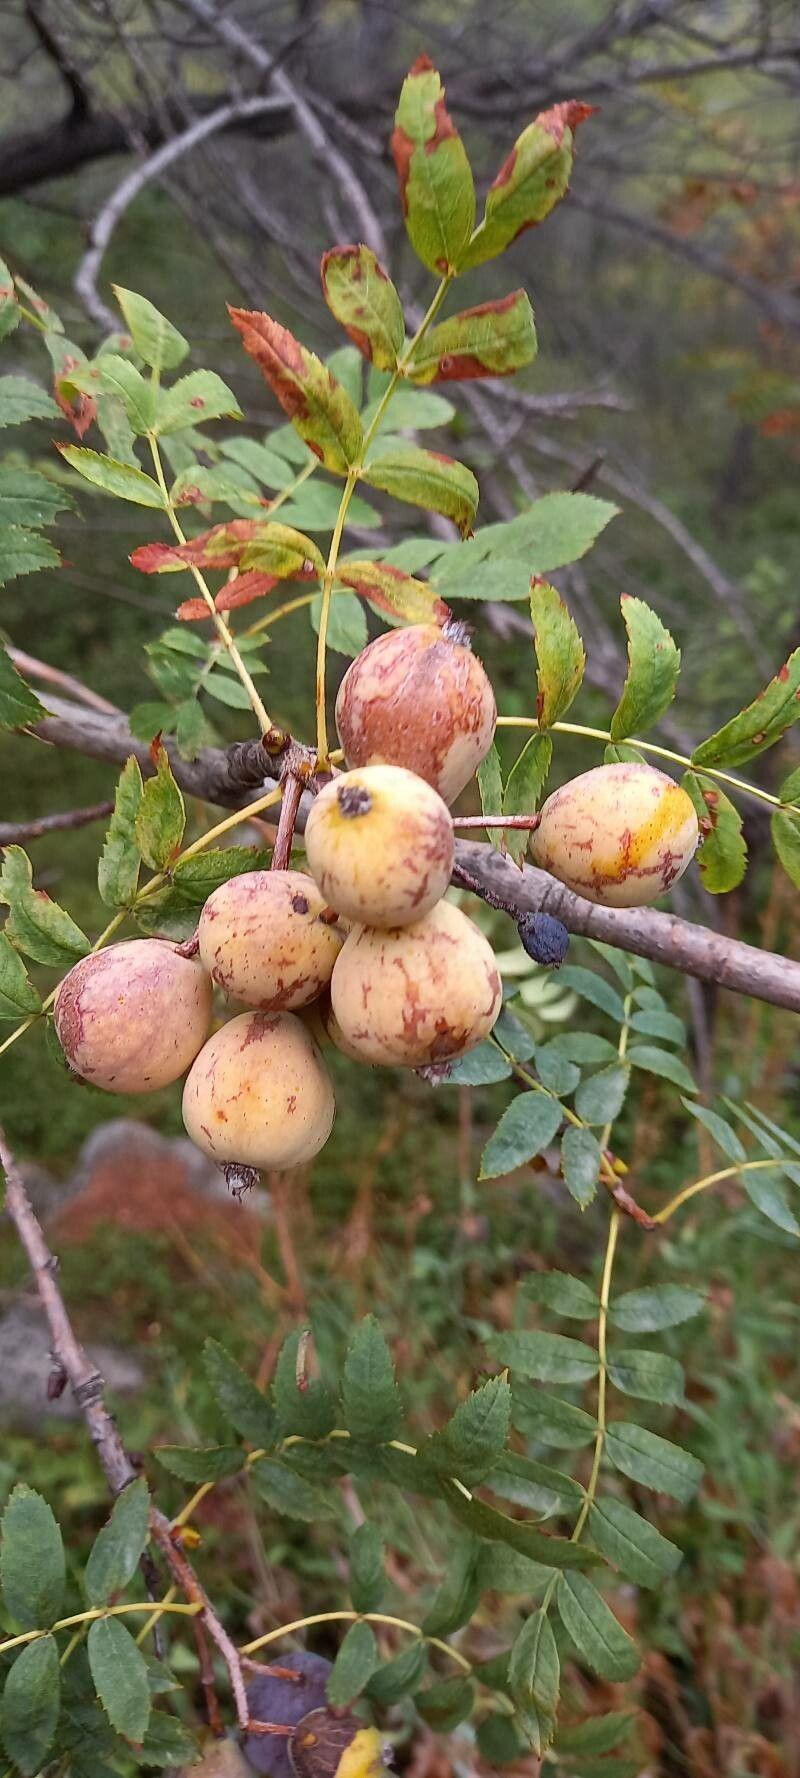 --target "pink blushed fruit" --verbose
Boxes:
[182,1010,335,1170]
[304,764,454,928]
[335,622,496,805]
[330,900,502,1067]
[531,762,700,907]
[197,870,343,1010]
[53,939,212,1093]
